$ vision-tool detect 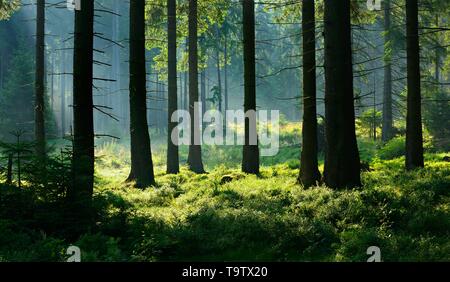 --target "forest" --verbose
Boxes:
[0,0,448,262]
